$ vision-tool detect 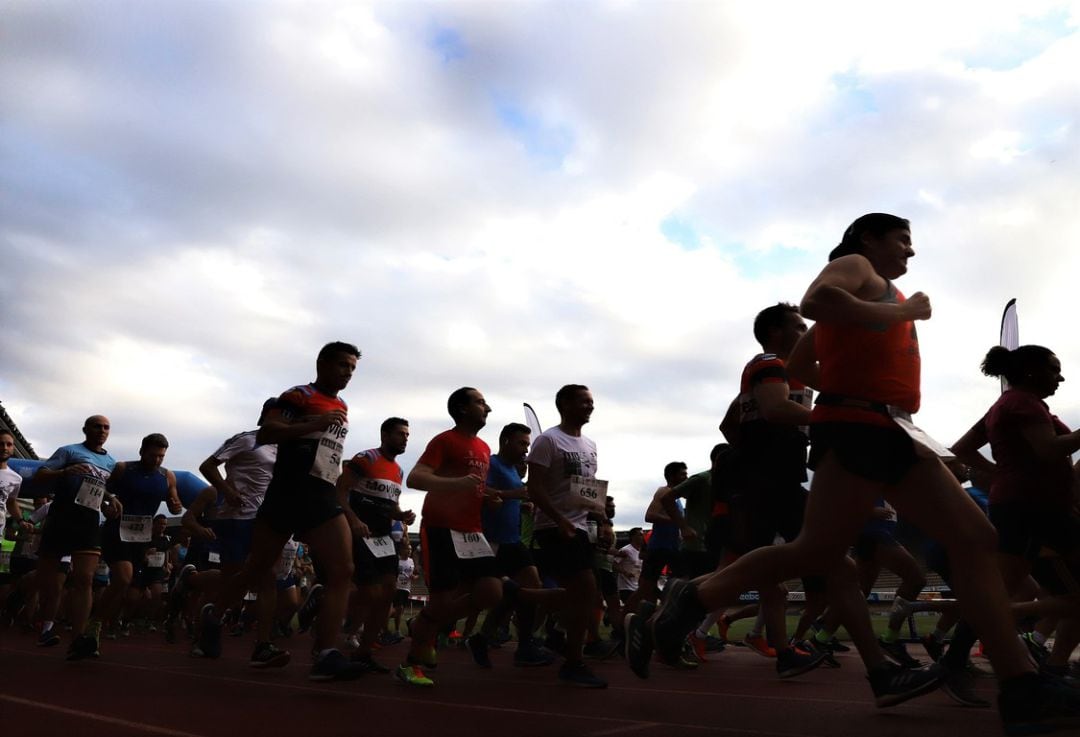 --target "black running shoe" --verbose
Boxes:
[349,652,391,674]
[921,634,945,662]
[625,601,657,679]
[65,634,100,661]
[250,641,291,668]
[37,628,61,648]
[297,584,324,634]
[869,661,946,708]
[558,660,607,688]
[777,645,829,679]
[652,580,706,666]
[1000,672,1080,736]
[192,604,222,659]
[466,633,492,668]
[879,637,922,669]
[941,665,991,708]
[309,648,365,681]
